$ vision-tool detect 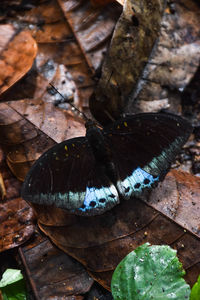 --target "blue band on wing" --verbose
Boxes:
[118,167,159,198]
[76,185,119,214]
